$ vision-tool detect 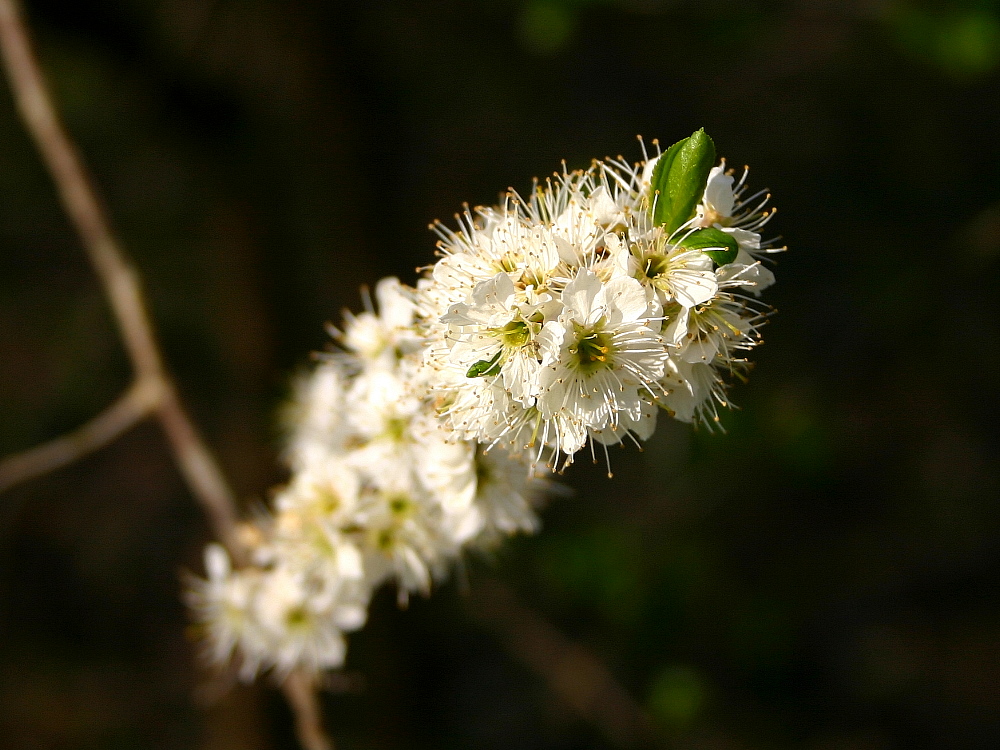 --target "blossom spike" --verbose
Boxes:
[189,133,783,683]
